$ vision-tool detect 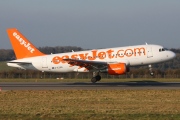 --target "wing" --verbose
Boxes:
[64,58,117,71]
